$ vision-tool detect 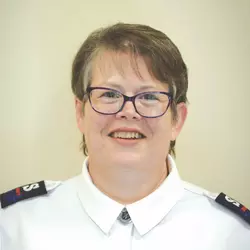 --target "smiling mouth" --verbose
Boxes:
[108,131,146,139]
